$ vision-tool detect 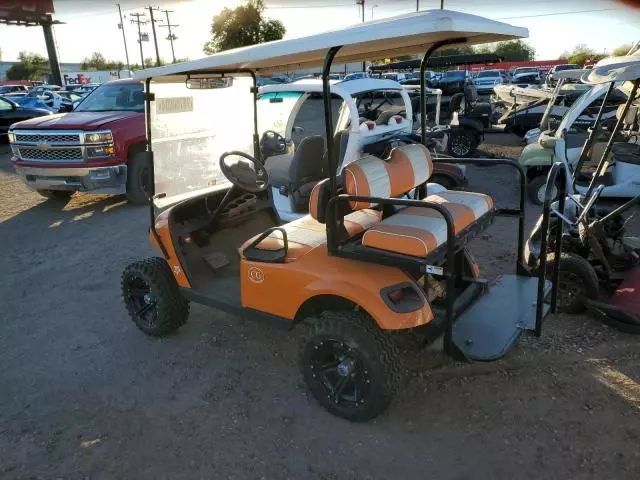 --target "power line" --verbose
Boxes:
[497,7,621,20]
